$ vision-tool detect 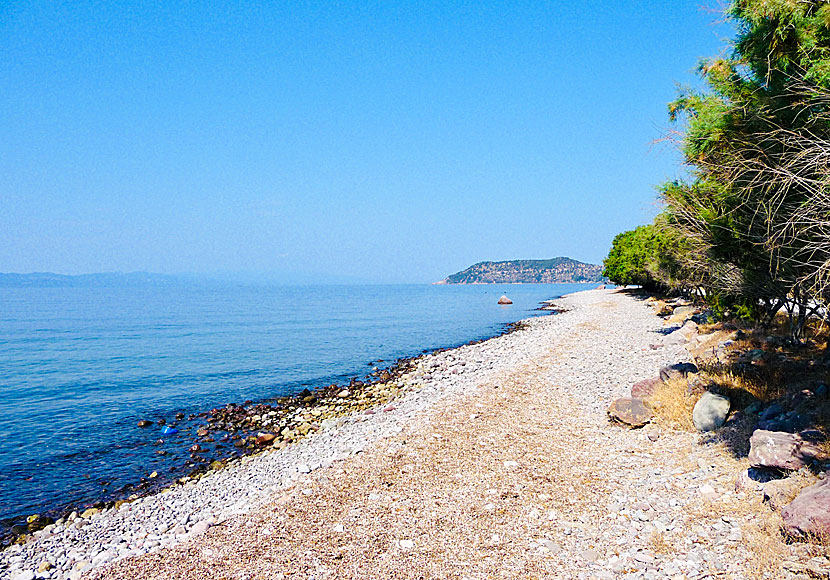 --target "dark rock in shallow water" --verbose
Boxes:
[608,398,653,428]
[256,433,276,445]
[137,420,152,428]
